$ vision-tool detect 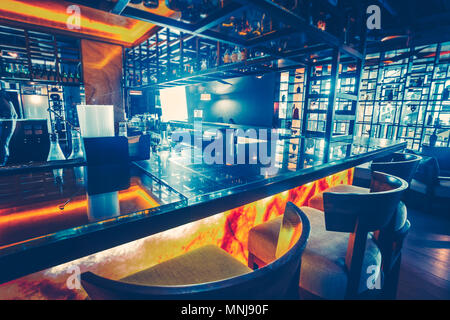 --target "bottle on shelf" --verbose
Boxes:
[223,49,231,64]
[210,50,218,67]
[69,68,75,82]
[200,59,207,71]
[6,63,11,77]
[53,66,59,82]
[62,67,69,83]
[11,63,18,78]
[47,65,54,81]
[238,48,245,61]
[231,47,239,63]
[429,126,438,146]
[40,64,47,80]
